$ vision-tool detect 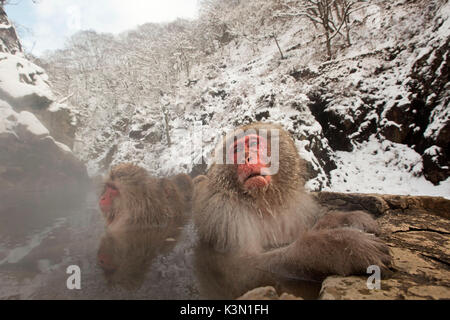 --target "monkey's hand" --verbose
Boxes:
[313,210,381,235]
[289,228,392,278]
